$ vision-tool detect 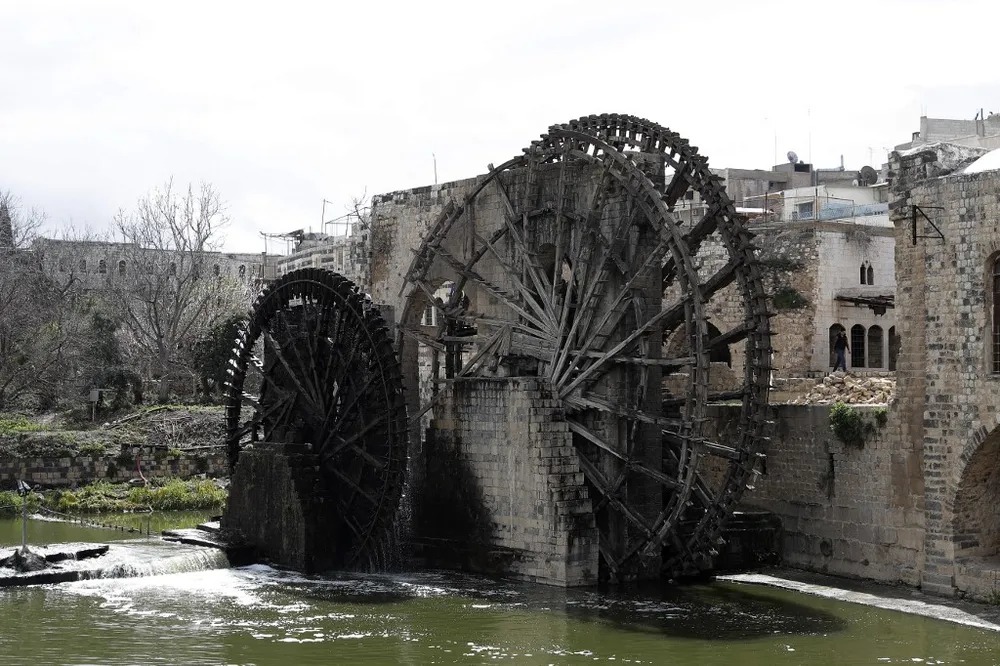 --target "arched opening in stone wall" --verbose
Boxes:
[991,254,1000,373]
[706,321,732,366]
[888,326,899,371]
[829,324,846,368]
[867,265,874,285]
[859,263,867,285]
[868,325,884,369]
[953,428,1000,558]
[851,324,866,368]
